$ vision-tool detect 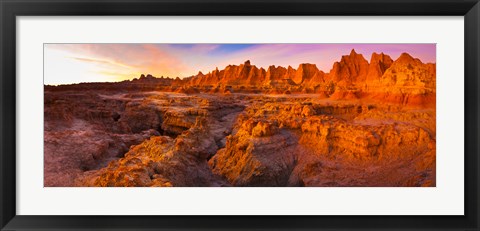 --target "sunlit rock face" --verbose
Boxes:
[44,50,436,187]
[209,100,435,187]
[183,50,435,107]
